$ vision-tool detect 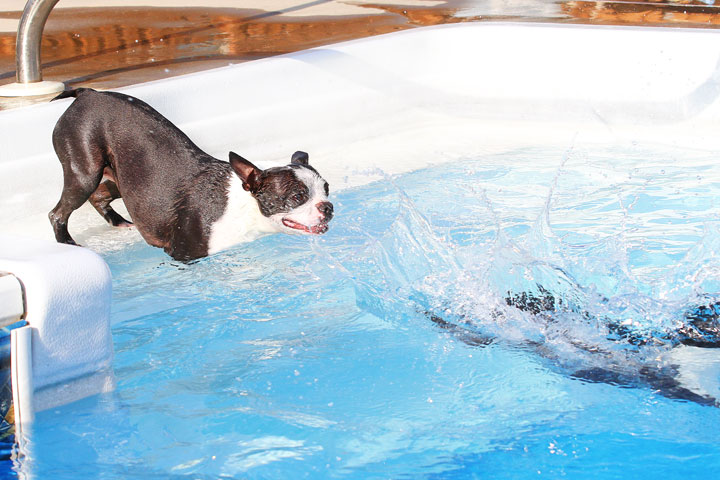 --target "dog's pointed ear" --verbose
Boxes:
[229,152,261,192]
[291,151,309,166]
